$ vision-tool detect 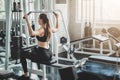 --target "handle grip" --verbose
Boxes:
[23,11,56,19]
[53,12,57,15]
[23,12,32,19]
